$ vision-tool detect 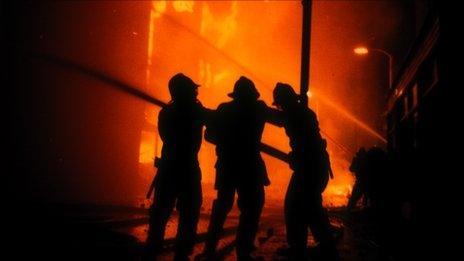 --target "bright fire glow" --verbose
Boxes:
[200,1,238,48]
[139,131,156,164]
[152,0,166,17]
[173,1,195,13]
